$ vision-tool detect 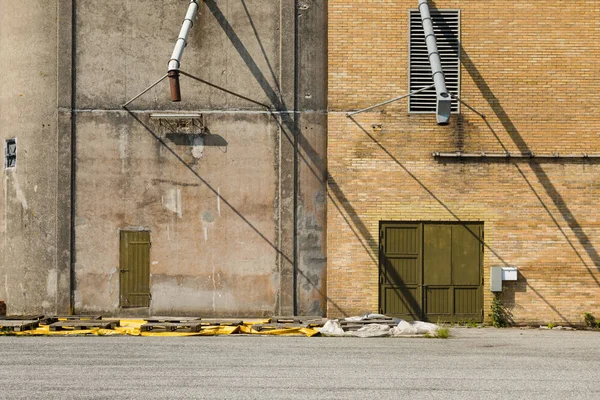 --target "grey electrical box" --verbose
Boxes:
[490,266,503,292]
